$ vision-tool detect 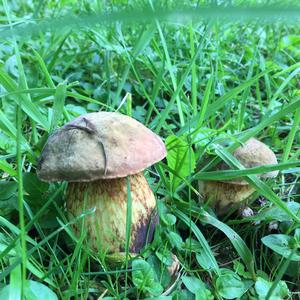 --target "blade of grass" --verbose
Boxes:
[32,48,72,124]
[32,48,55,88]
[145,58,165,126]
[50,82,67,133]
[171,97,300,198]
[174,209,220,275]
[200,211,256,279]
[201,97,300,172]
[153,12,185,126]
[155,39,203,133]
[0,210,95,283]
[0,160,17,177]
[282,108,300,162]
[0,69,49,130]
[237,58,255,131]
[259,53,272,105]
[0,186,64,267]
[265,251,295,300]
[113,25,156,106]
[2,1,29,294]
[124,177,133,299]
[117,31,171,132]
[197,73,213,129]
[48,32,71,73]
[178,69,271,136]
[175,198,256,278]
[0,110,29,150]
[205,70,272,121]
[195,161,300,181]
[16,103,27,298]
[271,67,300,104]
[189,22,197,115]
